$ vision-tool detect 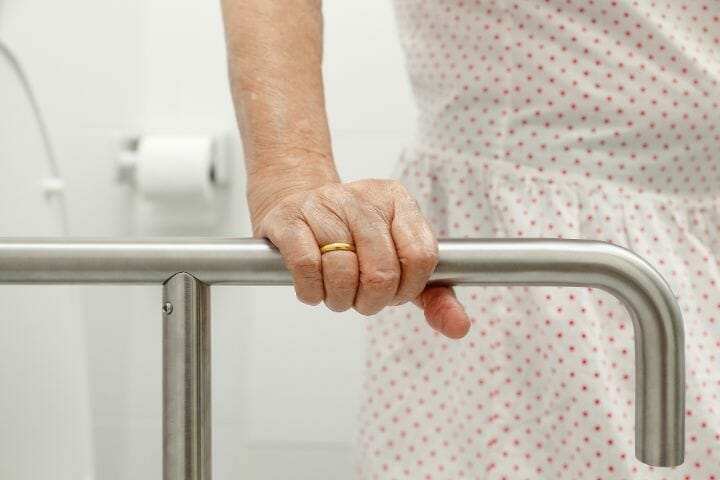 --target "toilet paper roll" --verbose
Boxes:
[135,135,216,202]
